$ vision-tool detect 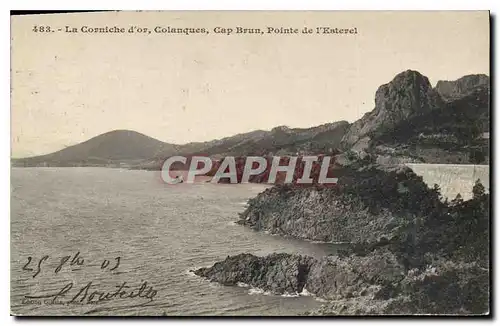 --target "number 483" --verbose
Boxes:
[33,25,52,33]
